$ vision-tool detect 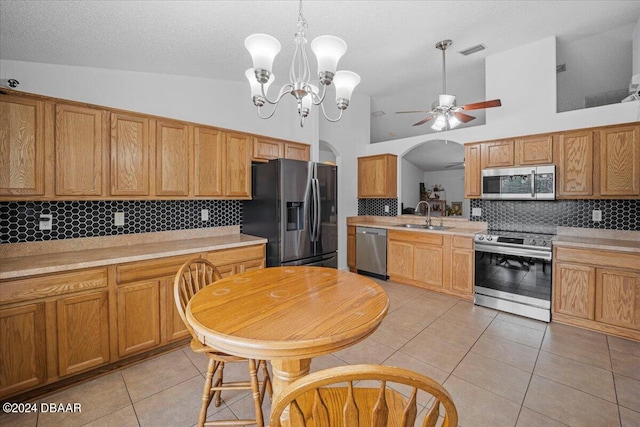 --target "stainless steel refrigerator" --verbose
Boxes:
[243,159,338,268]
